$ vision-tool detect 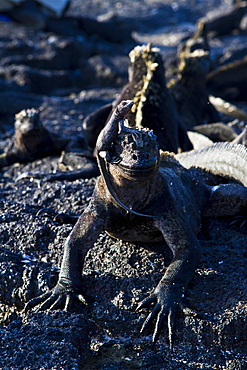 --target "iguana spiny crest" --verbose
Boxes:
[108,123,160,177]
